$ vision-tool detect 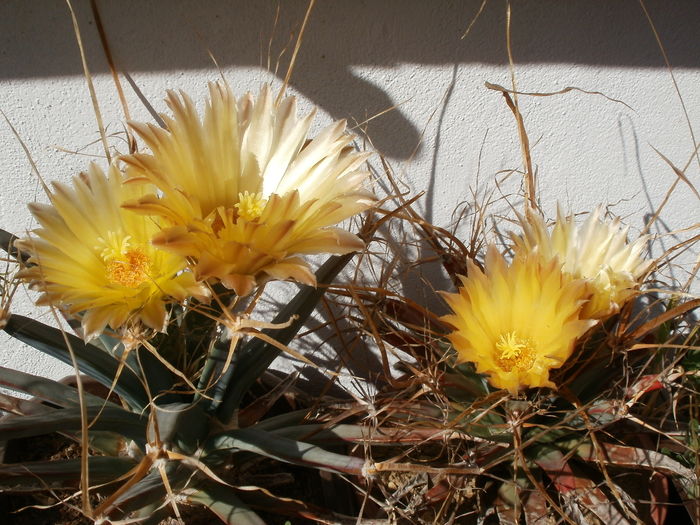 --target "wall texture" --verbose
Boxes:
[1,1,698,381]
